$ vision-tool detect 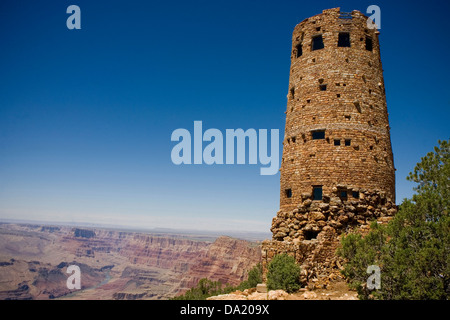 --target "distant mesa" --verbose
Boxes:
[40,226,60,233]
[73,228,95,238]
